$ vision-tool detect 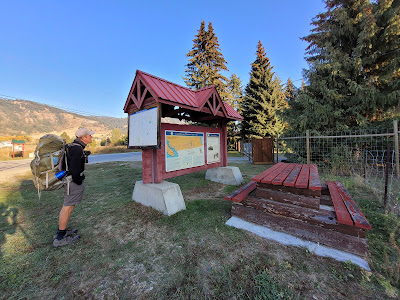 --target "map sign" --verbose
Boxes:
[165,131,205,172]
[207,133,220,164]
